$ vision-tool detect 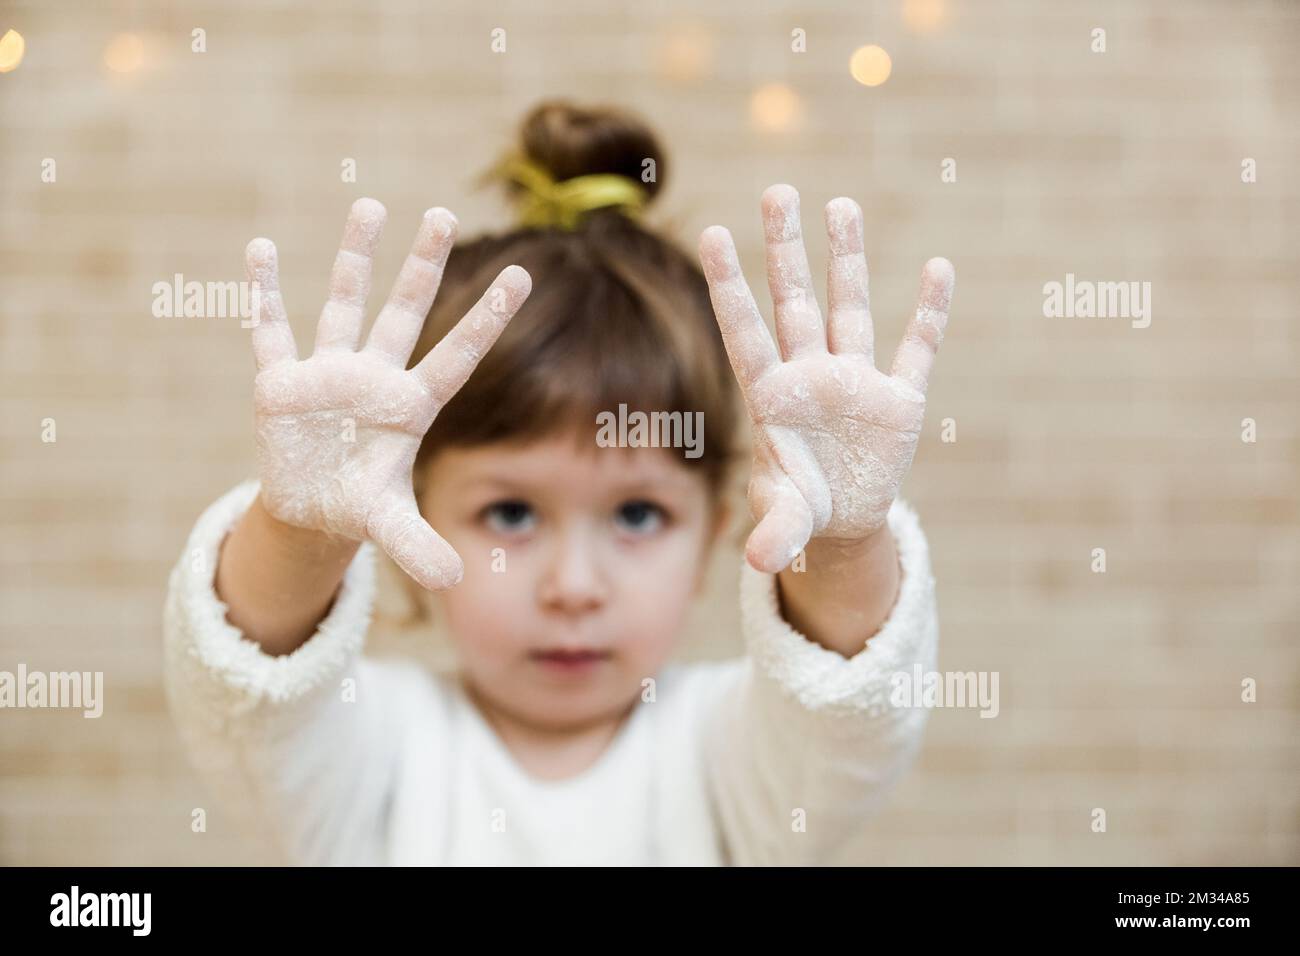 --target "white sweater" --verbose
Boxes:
[163,481,938,866]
